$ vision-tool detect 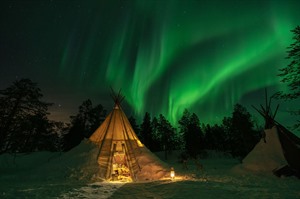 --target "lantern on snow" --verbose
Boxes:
[170,167,175,180]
